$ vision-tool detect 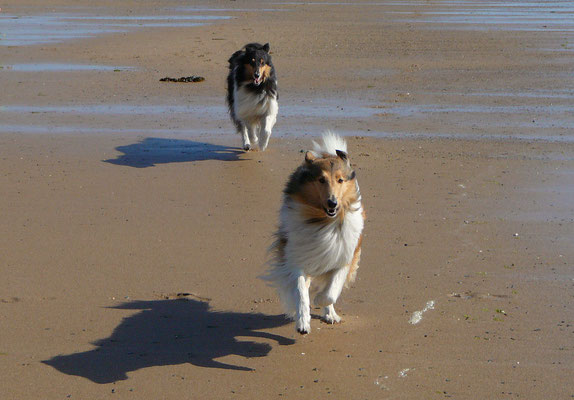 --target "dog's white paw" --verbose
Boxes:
[322,306,341,324]
[296,318,311,335]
